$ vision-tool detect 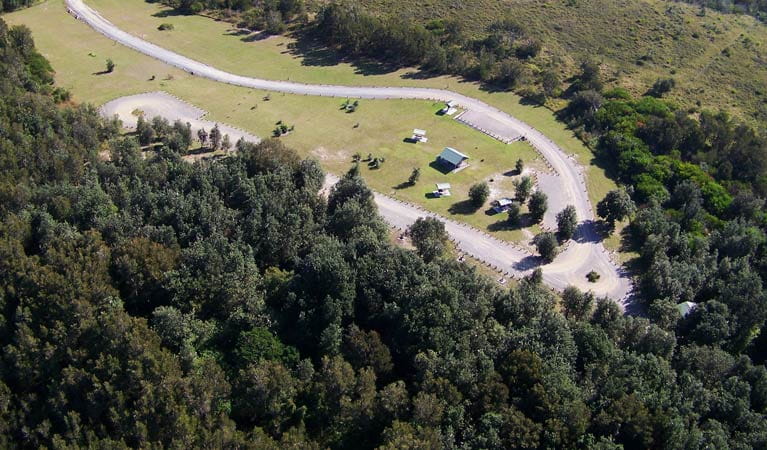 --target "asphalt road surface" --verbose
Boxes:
[72,0,632,302]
